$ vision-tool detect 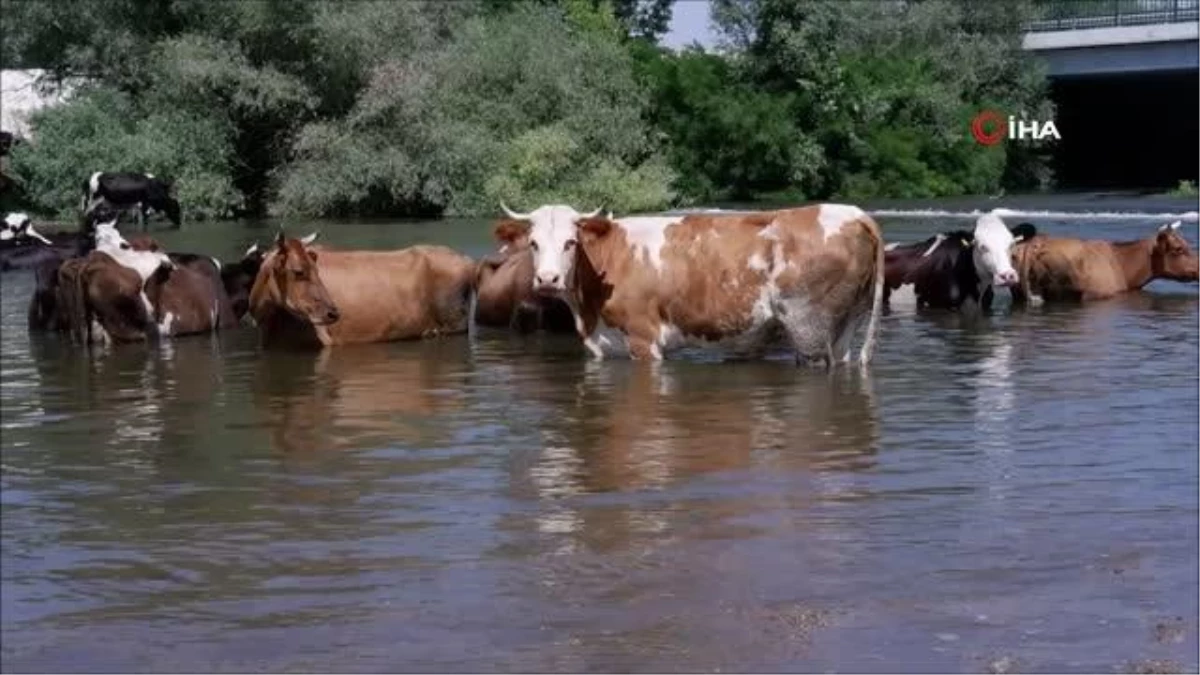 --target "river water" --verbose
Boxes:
[1,198,1197,673]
